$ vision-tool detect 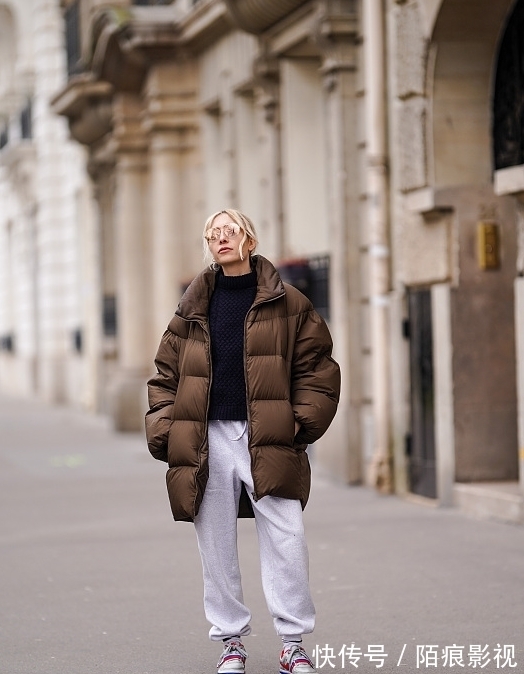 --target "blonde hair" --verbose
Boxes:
[202,208,259,266]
